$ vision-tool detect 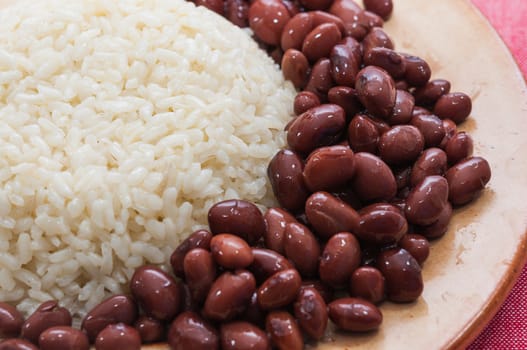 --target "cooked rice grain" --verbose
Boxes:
[0,0,295,317]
